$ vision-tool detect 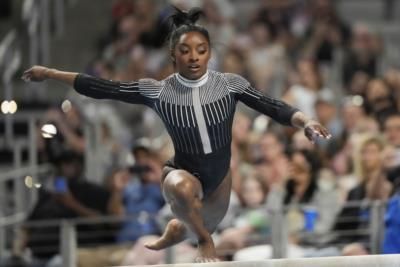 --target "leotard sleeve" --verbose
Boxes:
[225,73,299,126]
[73,74,161,106]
